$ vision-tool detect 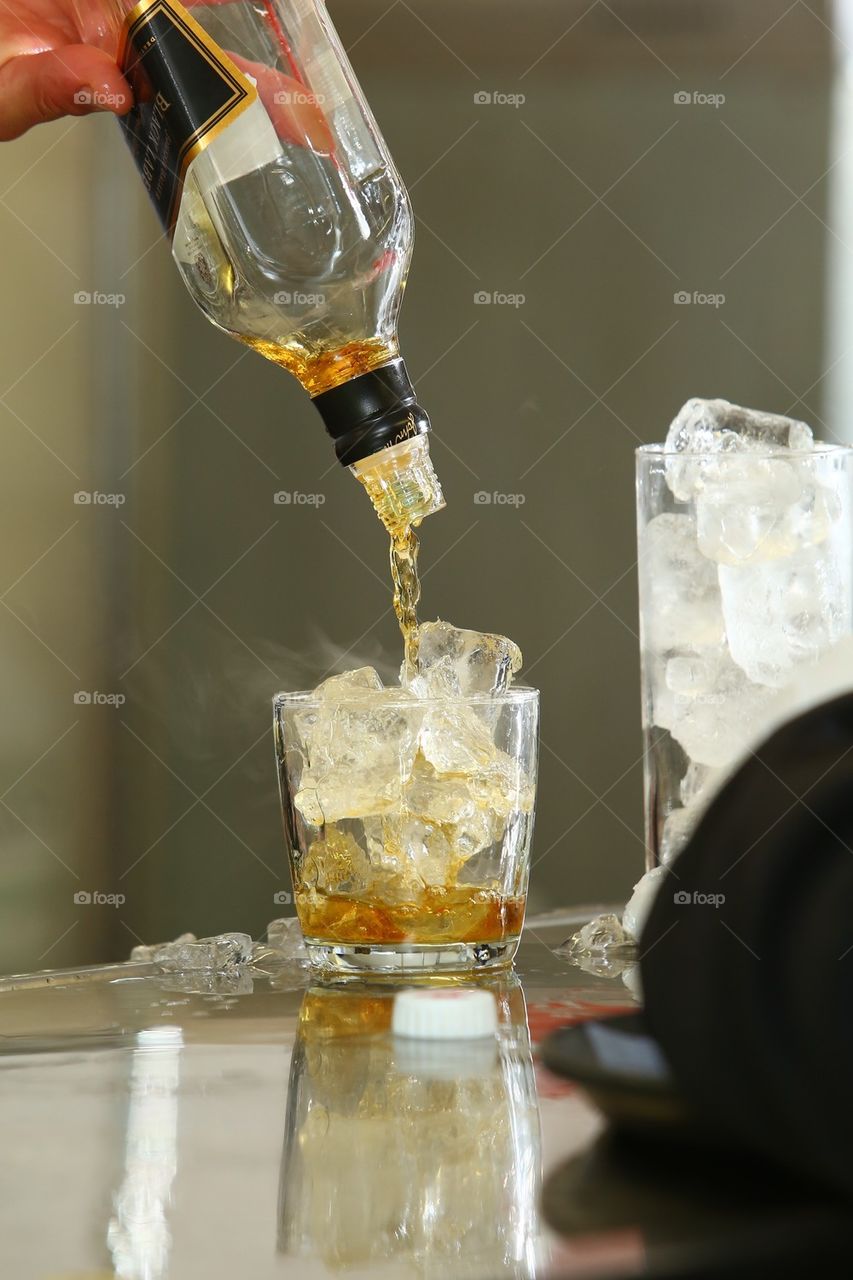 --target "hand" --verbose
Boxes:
[0,0,131,140]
